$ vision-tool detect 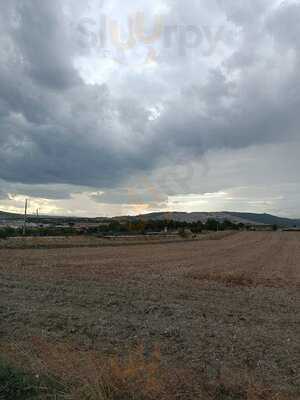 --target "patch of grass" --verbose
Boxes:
[0,360,39,400]
[187,270,255,287]
[68,346,166,400]
[0,358,66,400]
[205,367,296,400]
